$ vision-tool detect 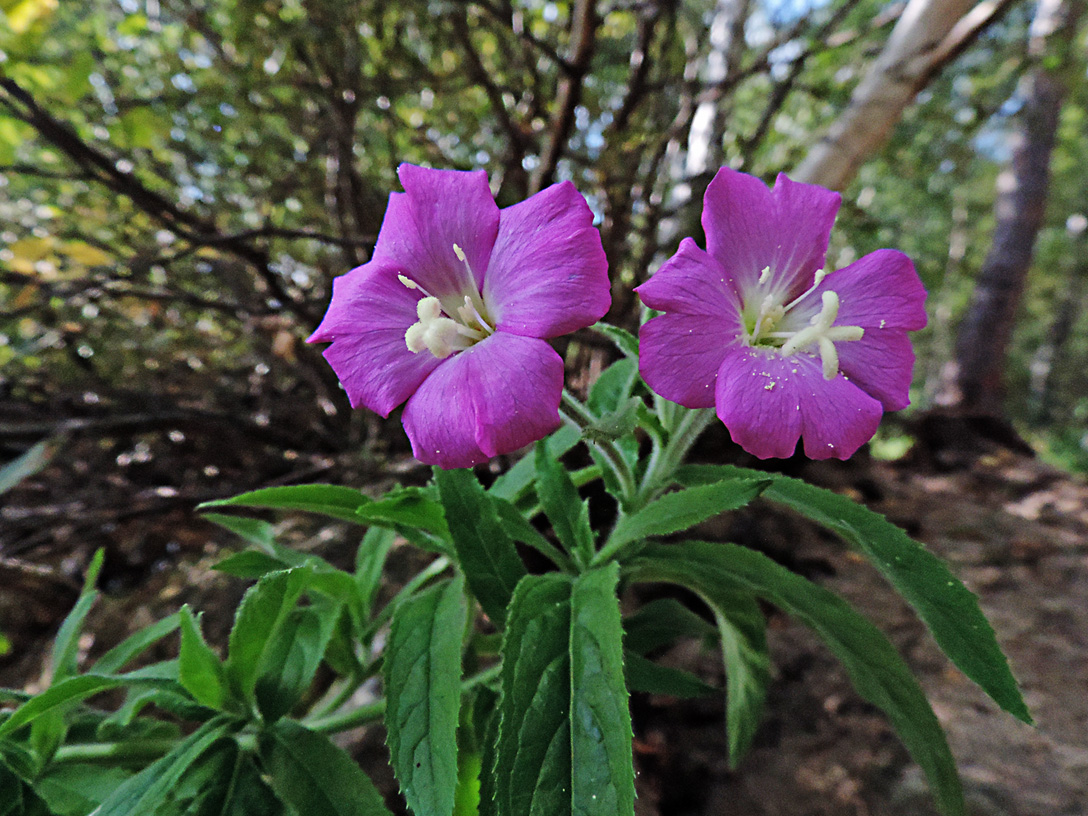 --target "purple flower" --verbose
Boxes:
[308,164,610,468]
[637,168,927,460]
